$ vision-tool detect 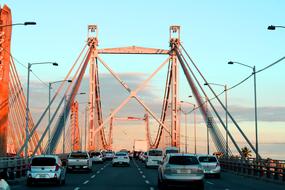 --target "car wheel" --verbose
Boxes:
[61,178,66,185]
[56,178,61,186]
[157,177,167,190]
[216,173,221,179]
[197,181,204,190]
